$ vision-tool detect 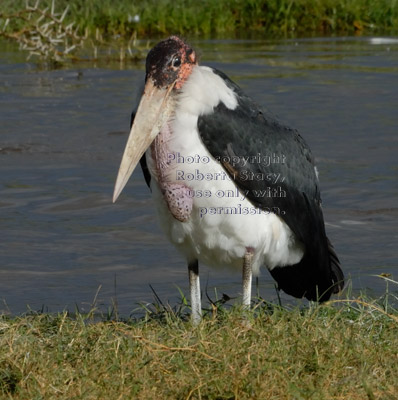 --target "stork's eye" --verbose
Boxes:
[172,56,181,68]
